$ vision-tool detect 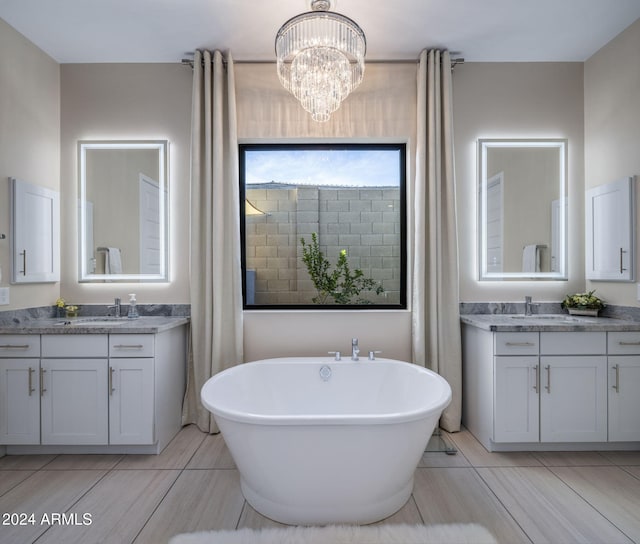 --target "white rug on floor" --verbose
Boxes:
[168,523,498,544]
